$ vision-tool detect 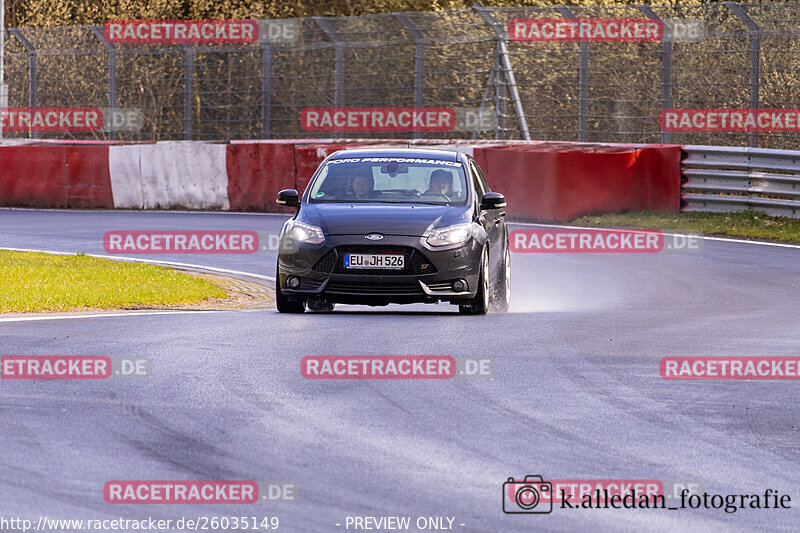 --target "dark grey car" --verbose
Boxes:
[275,148,510,314]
